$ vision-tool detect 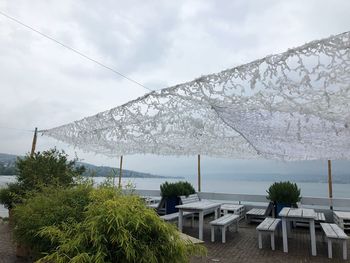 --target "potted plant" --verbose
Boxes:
[160,181,195,214]
[266,181,301,217]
